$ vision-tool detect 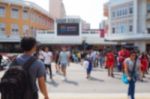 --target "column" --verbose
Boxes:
[133,0,138,34]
